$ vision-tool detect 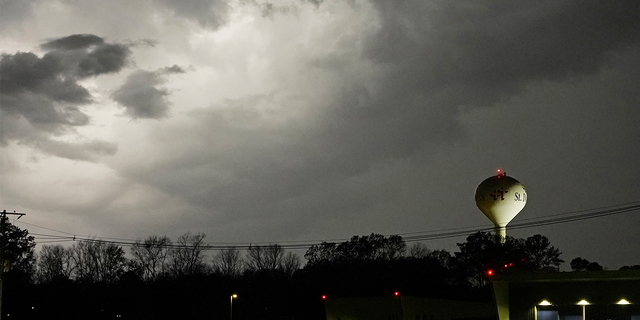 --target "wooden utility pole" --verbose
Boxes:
[0,210,26,320]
